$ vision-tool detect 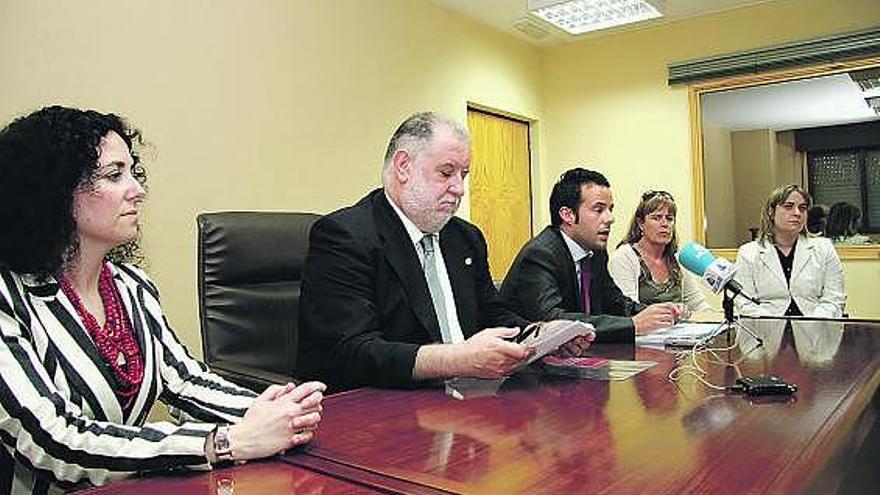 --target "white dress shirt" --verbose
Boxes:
[559,230,592,294]
[385,192,465,343]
